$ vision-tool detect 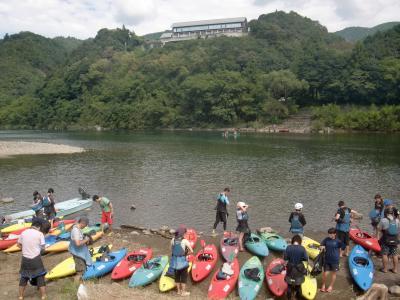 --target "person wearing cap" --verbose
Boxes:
[170,226,193,296]
[370,194,384,237]
[319,228,345,293]
[377,208,399,273]
[335,201,359,257]
[289,203,306,237]
[236,201,250,252]
[92,195,114,232]
[68,217,92,274]
[212,187,230,236]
